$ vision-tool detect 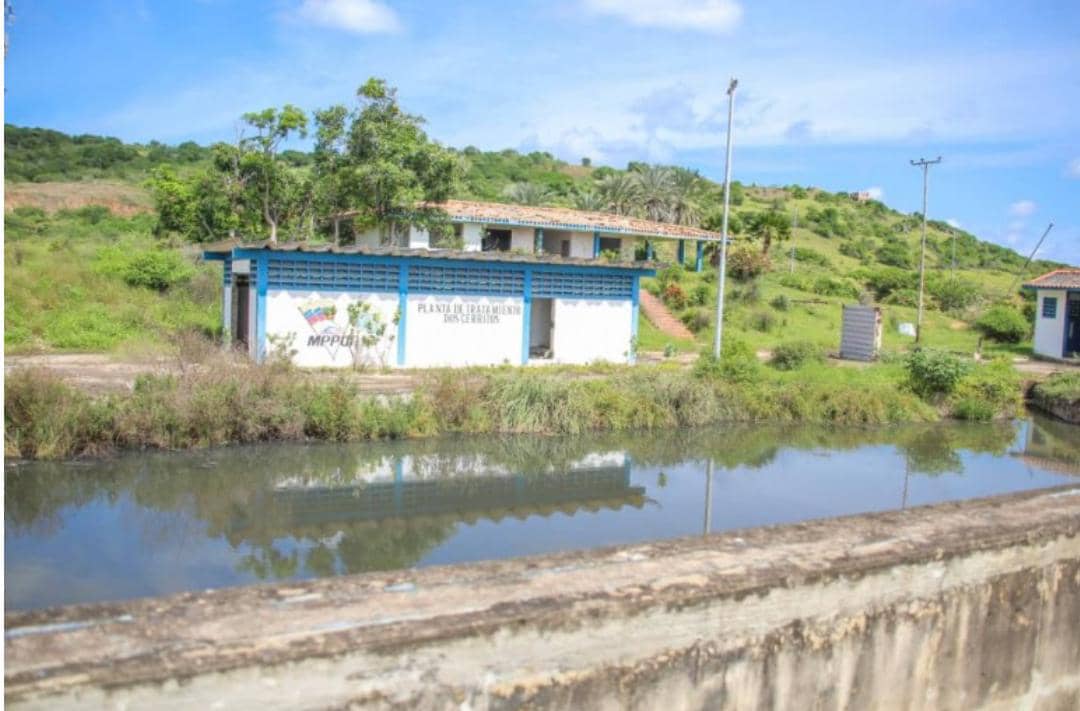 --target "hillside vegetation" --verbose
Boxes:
[4,104,1069,355]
